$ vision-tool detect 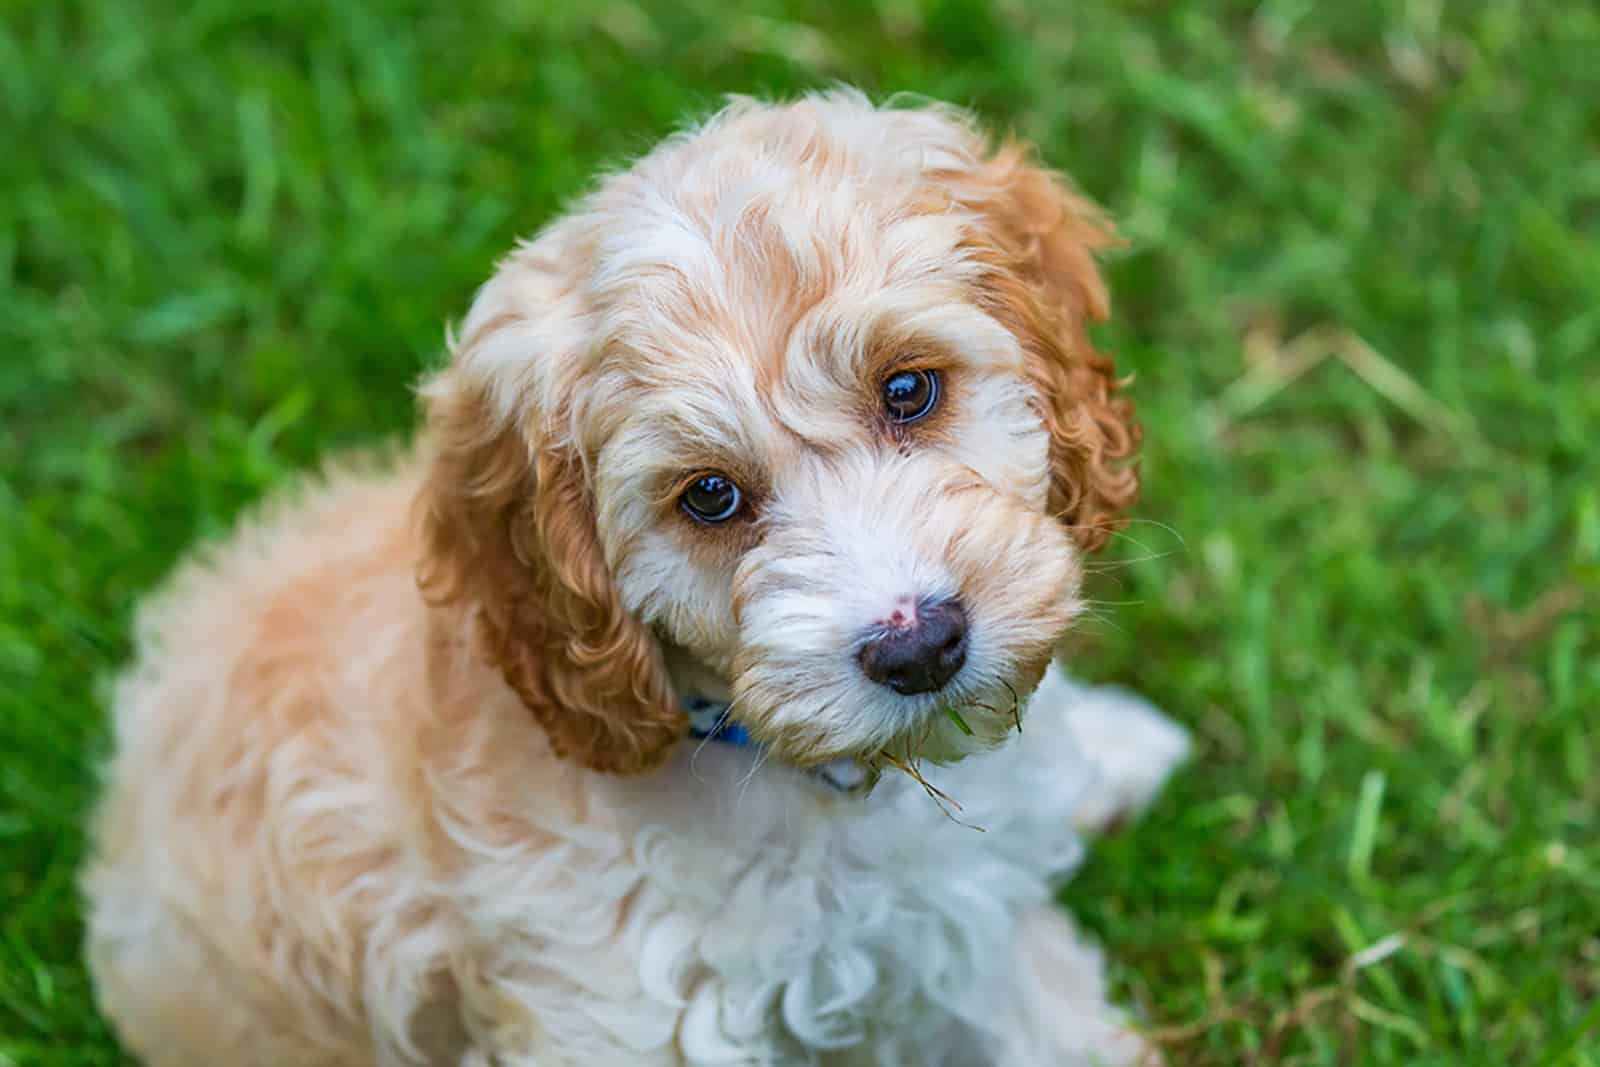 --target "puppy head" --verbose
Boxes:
[417,91,1138,773]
